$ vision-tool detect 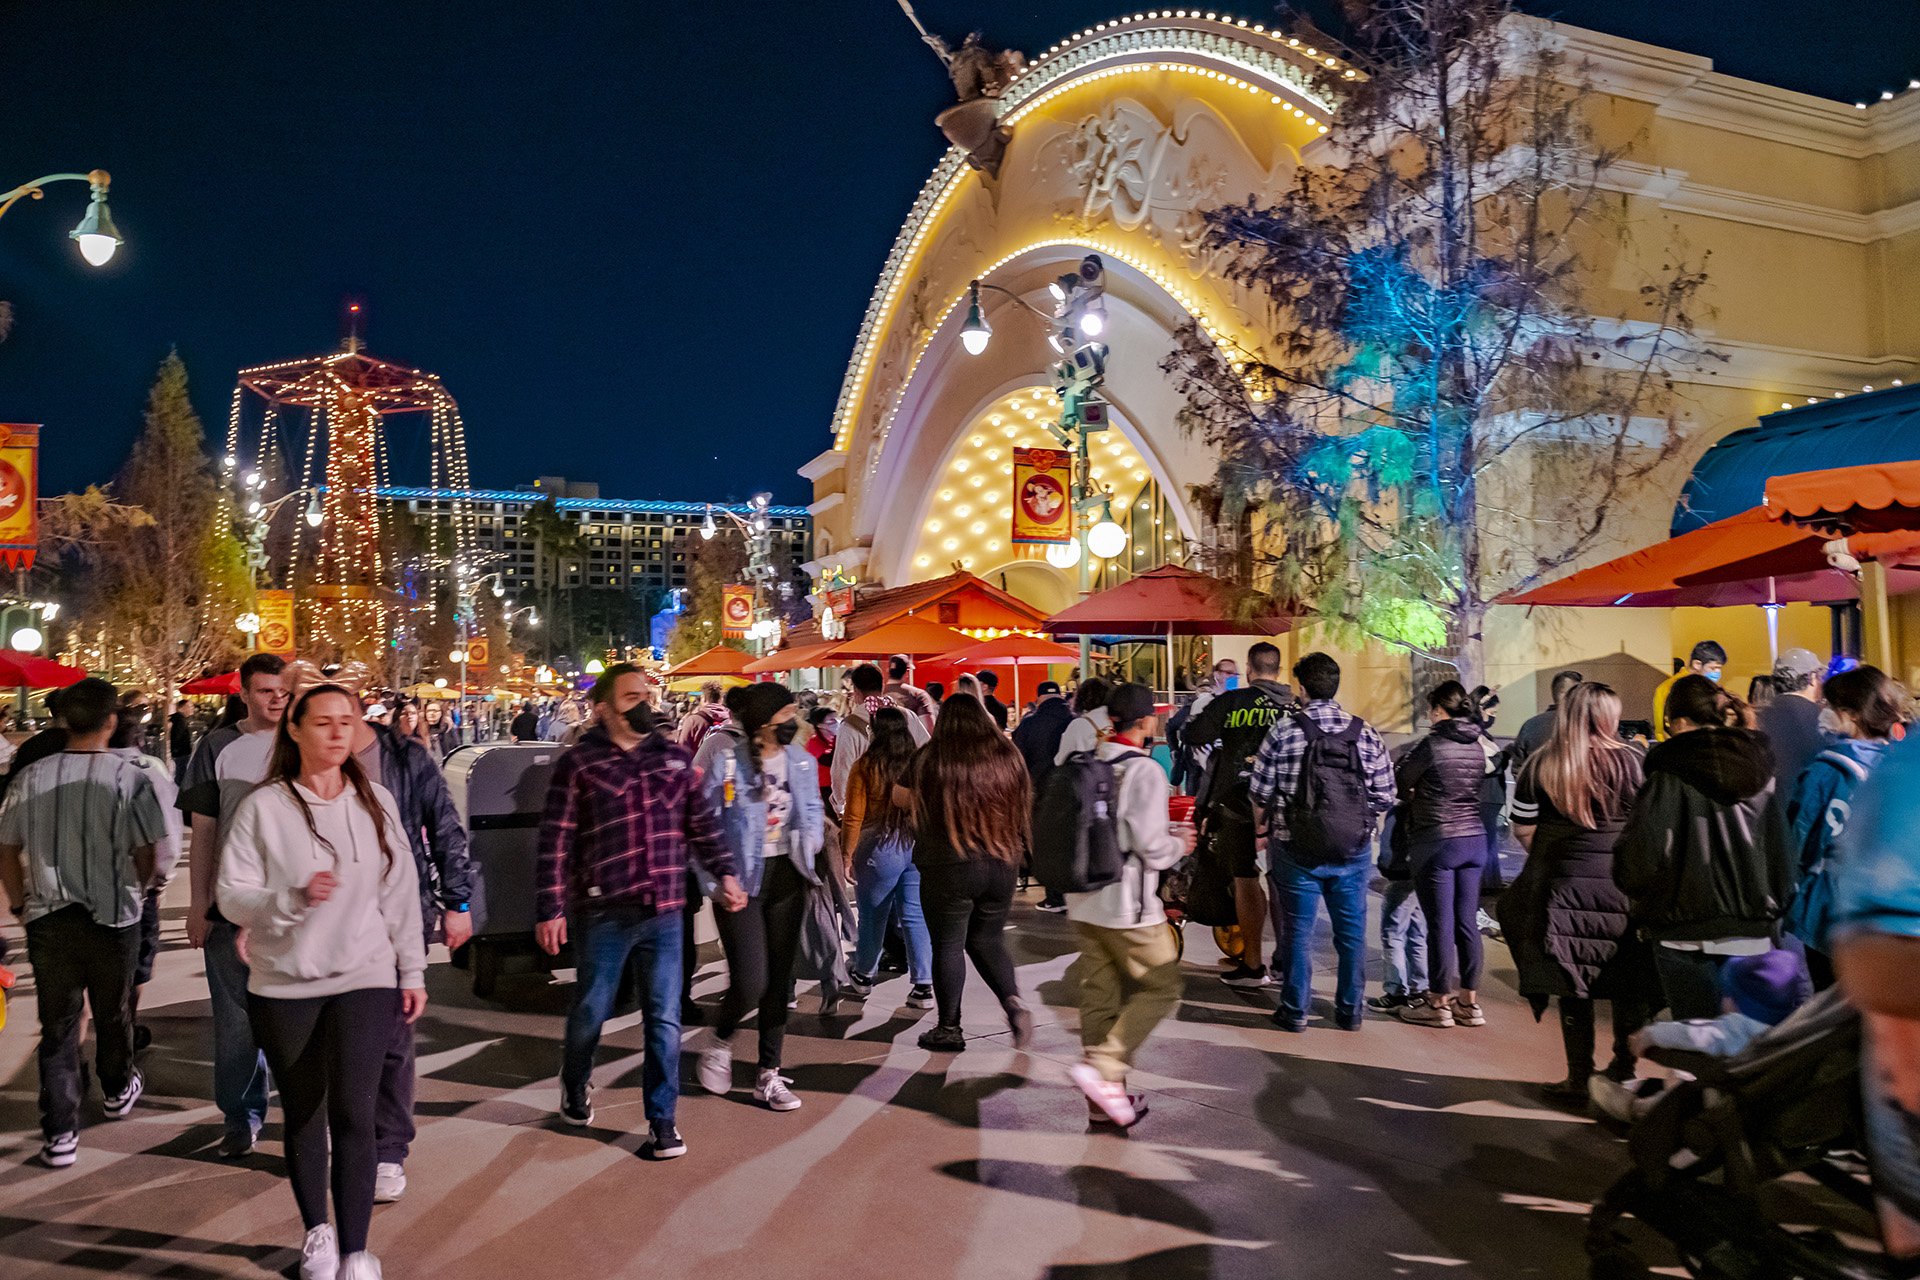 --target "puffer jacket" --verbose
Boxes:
[1499,754,1649,1002]
[1396,717,1496,841]
[1613,725,1794,943]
